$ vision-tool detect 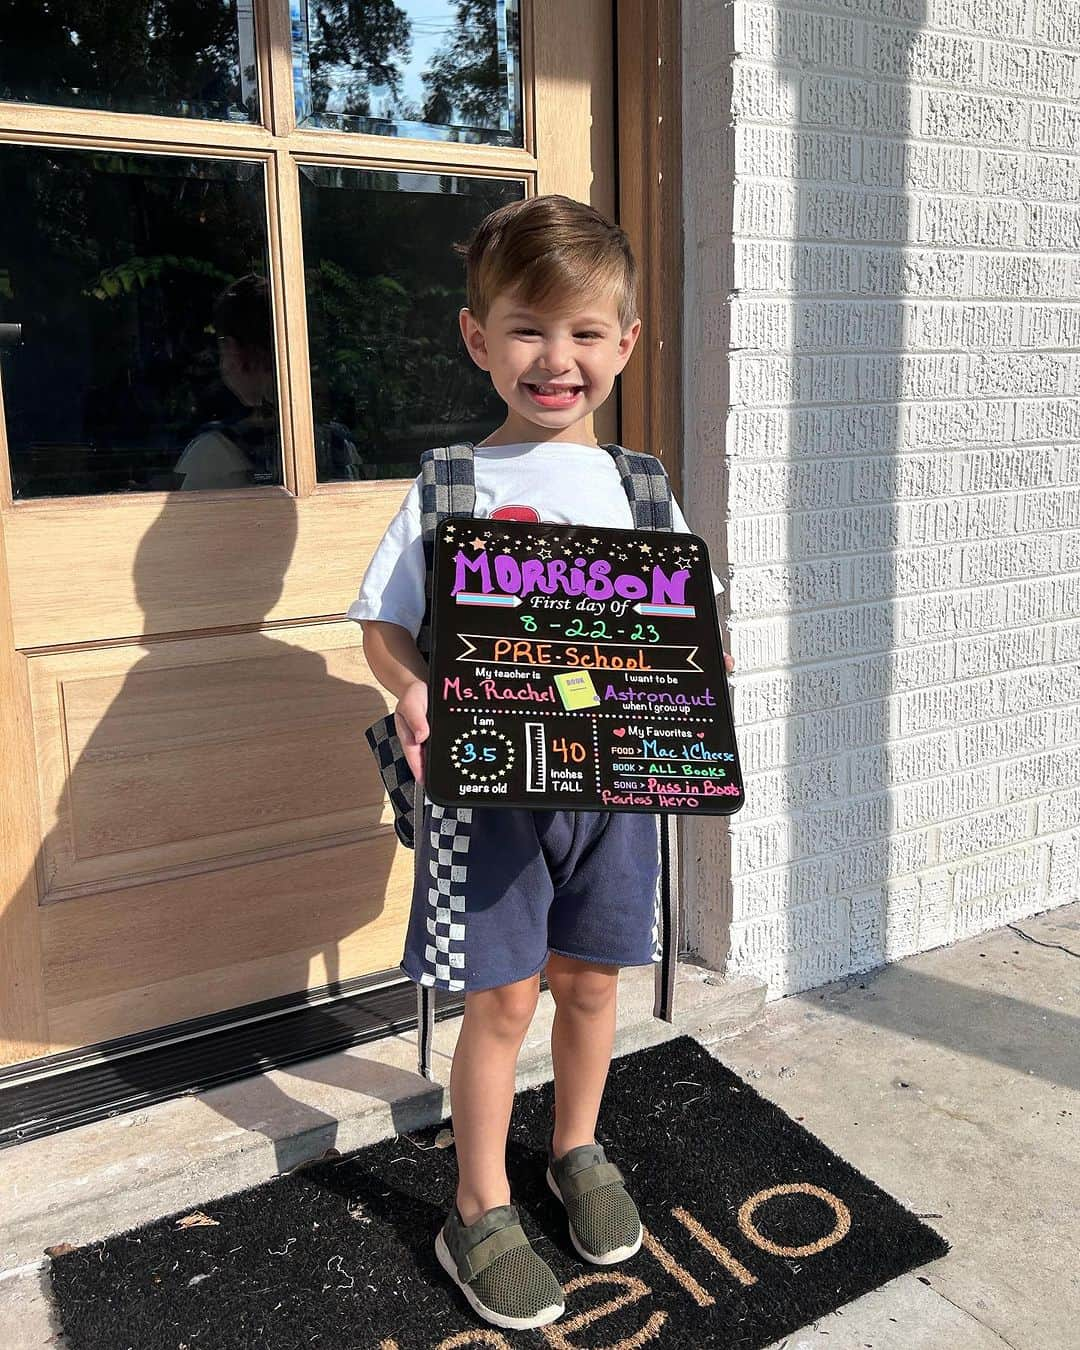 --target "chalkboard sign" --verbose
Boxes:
[424,518,744,816]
